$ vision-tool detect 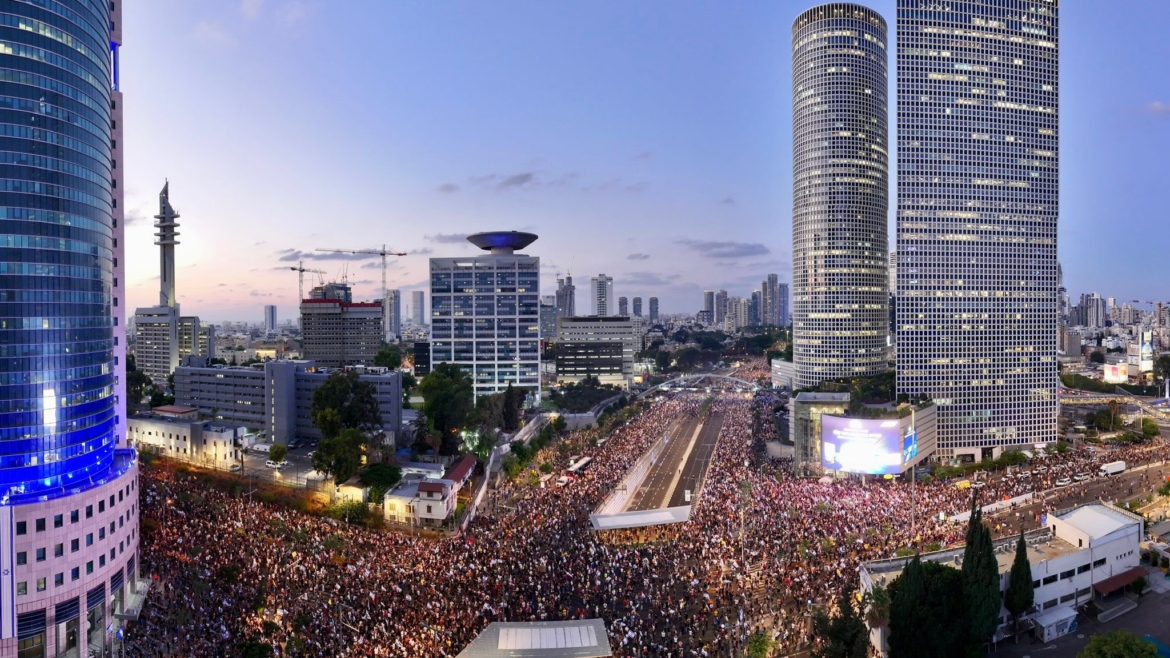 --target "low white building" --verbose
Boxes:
[383,478,457,526]
[771,359,794,390]
[128,412,250,468]
[861,502,1144,655]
